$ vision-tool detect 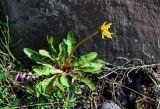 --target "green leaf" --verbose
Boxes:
[58,41,67,68]
[54,91,63,99]
[68,94,75,103]
[55,78,65,92]
[23,48,51,65]
[93,59,105,64]
[48,35,53,47]
[32,65,51,76]
[1,88,9,98]
[60,74,69,87]
[39,49,52,59]
[47,35,57,57]
[63,88,75,109]
[81,62,103,68]
[36,77,53,97]
[80,62,103,74]
[33,65,63,75]
[50,68,64,74]
[79,77,96,91]
[73,52,97,66]
[34,105,50,109]
[81,68,102,74]
[66,31,76,56]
